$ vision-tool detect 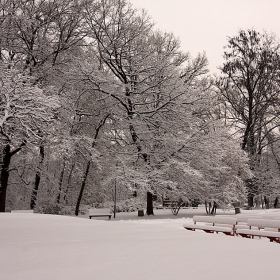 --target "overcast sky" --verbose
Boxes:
[130,0,280,73]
